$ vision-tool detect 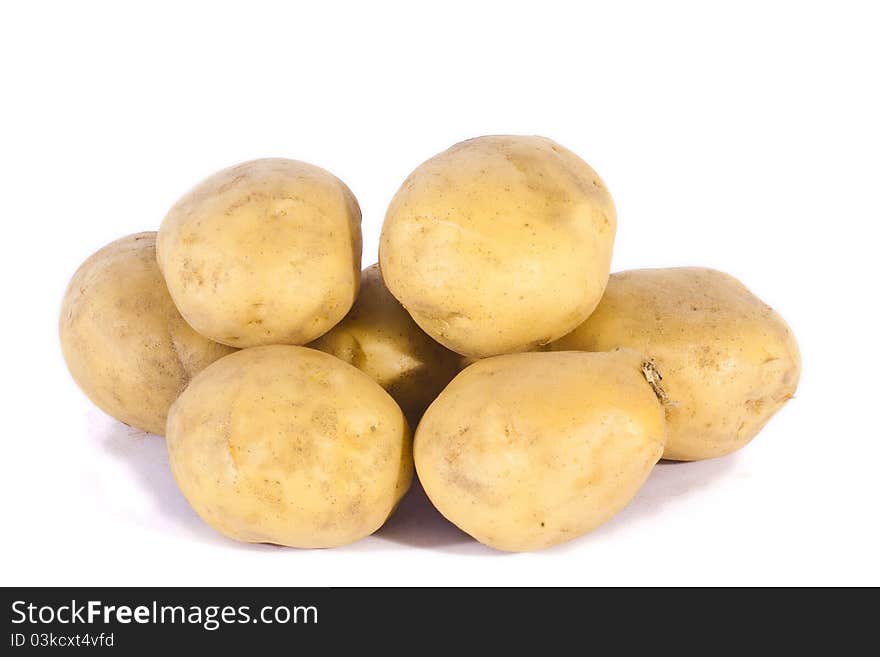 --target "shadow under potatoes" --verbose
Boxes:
[94,409,732,556]
[375,477,484,552]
